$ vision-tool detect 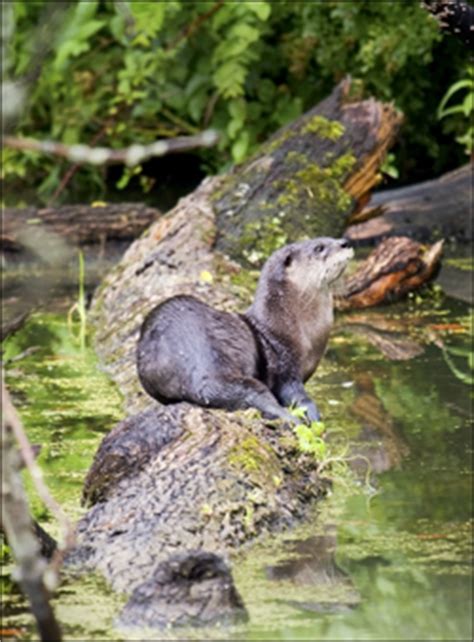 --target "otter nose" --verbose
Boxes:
[339,239,351,249]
